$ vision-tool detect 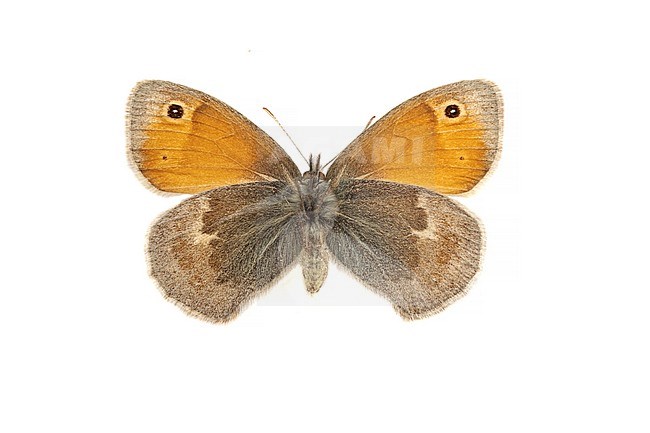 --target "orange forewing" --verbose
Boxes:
[327,80,502,194]
[127,81,299,194]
